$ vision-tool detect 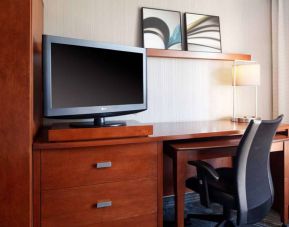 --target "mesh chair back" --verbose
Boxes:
[236,115,283,225]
